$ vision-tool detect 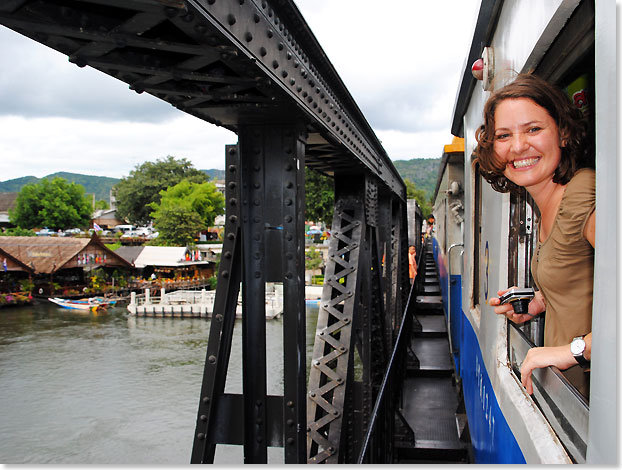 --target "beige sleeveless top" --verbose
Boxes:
[531,168,595,347]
